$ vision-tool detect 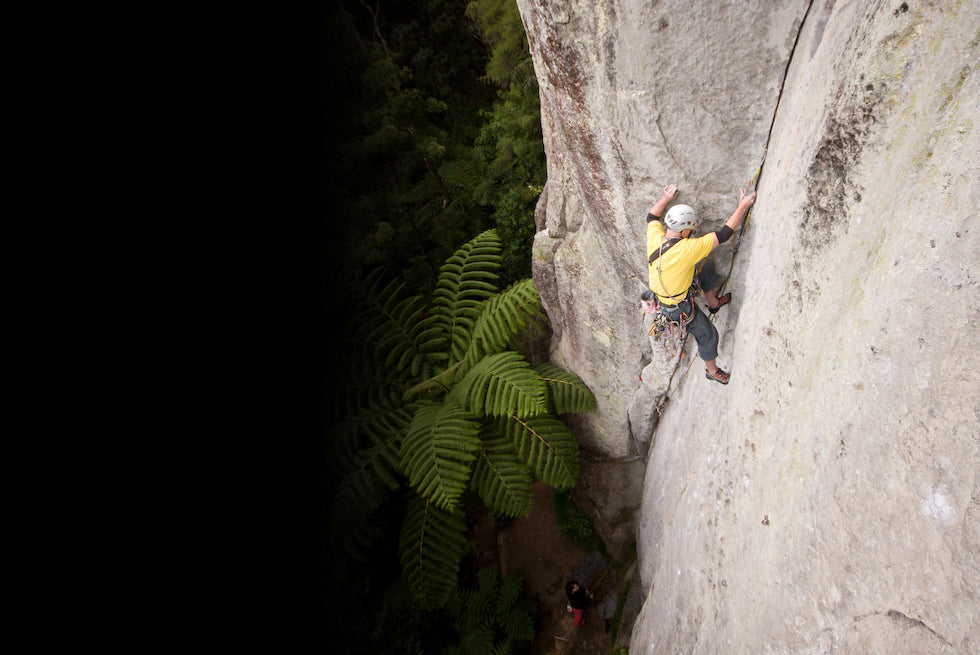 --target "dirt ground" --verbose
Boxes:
[471,482,623,655]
